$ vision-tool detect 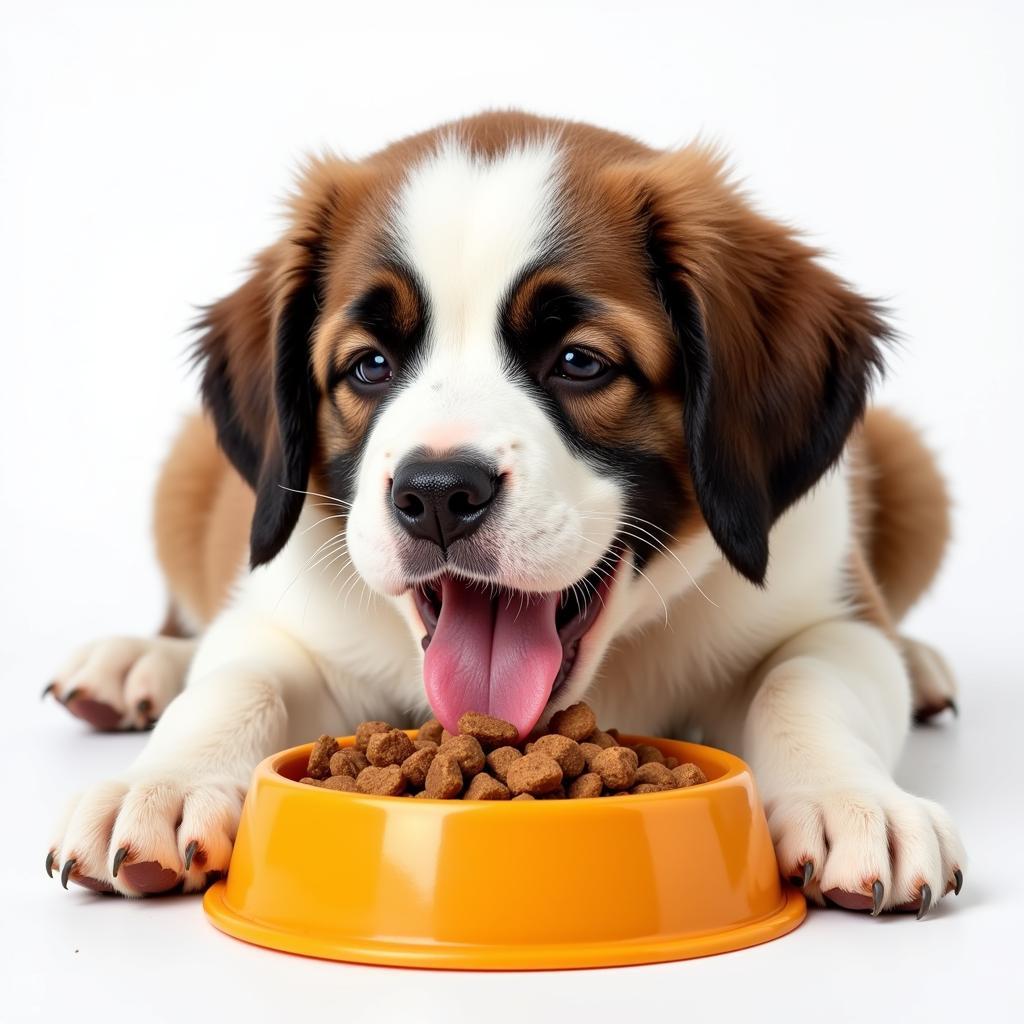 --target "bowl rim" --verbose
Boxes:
[263,733,748,805]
